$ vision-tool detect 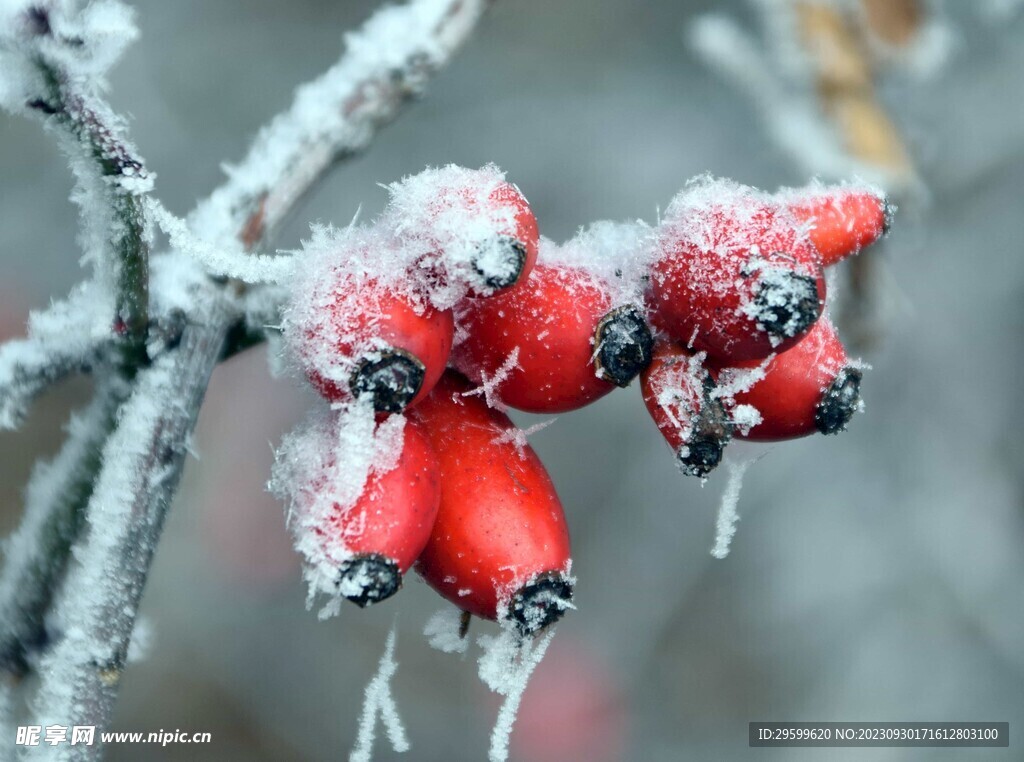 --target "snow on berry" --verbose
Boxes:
[647,174,826,363]
[269,400,440,614]
[641,341,733,478]
[380,163,539,303]
[281,224,454,413]
[708,316,865,441]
